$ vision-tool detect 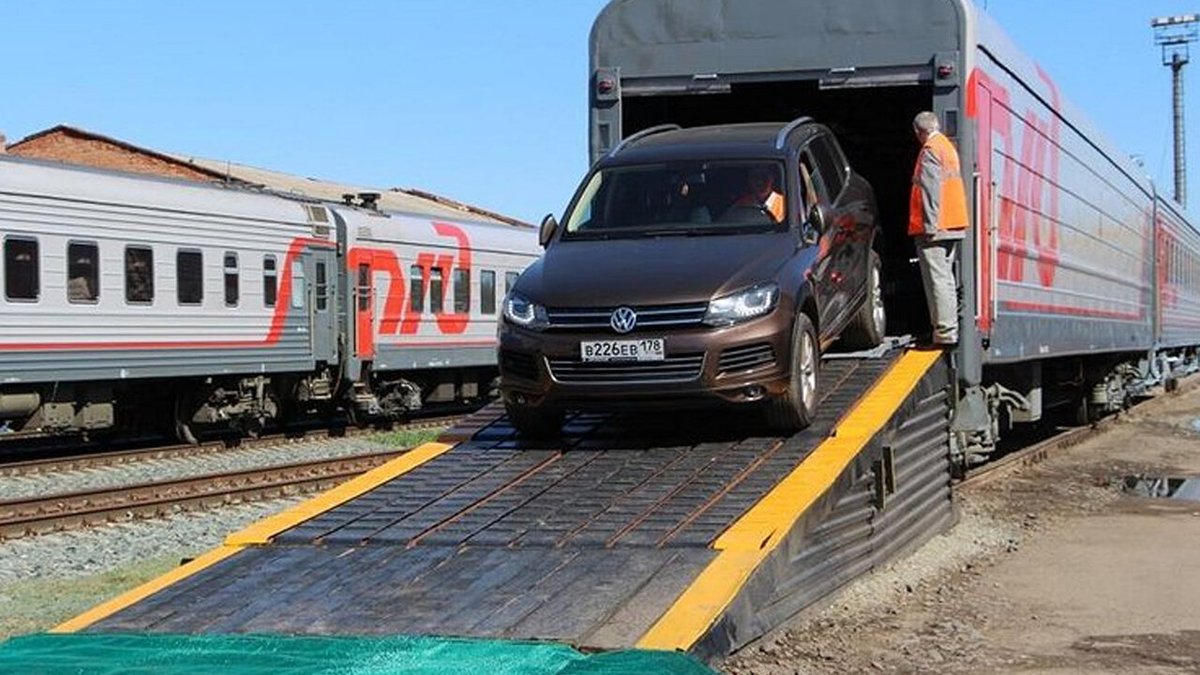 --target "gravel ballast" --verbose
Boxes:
[0,497,303,639]
[0,437,397,501]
